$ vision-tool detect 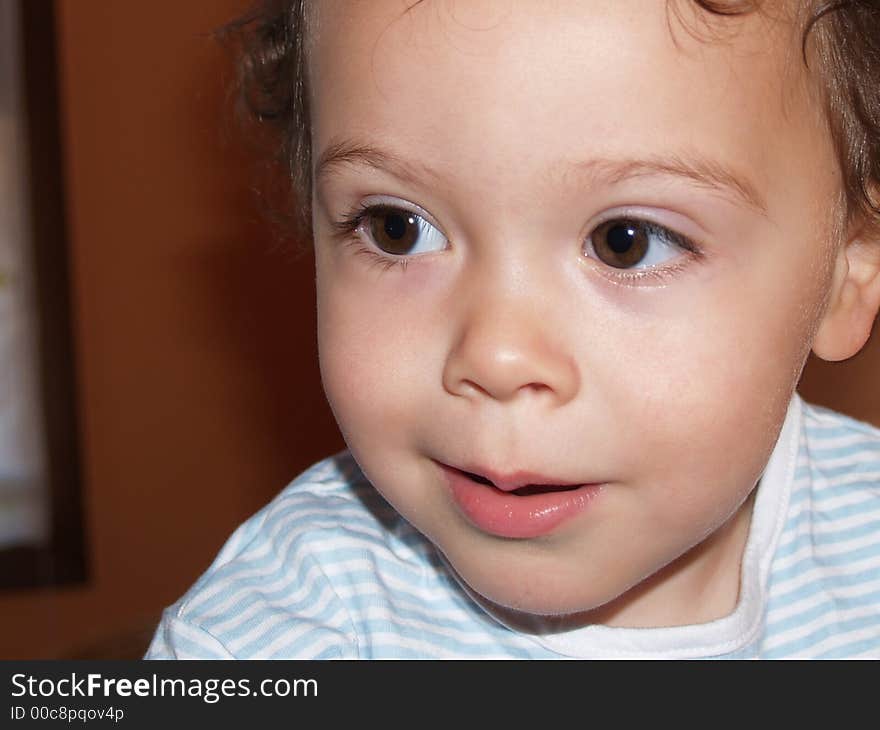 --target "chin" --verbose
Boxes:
[451,560,616,619]
[490,589,602,618]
